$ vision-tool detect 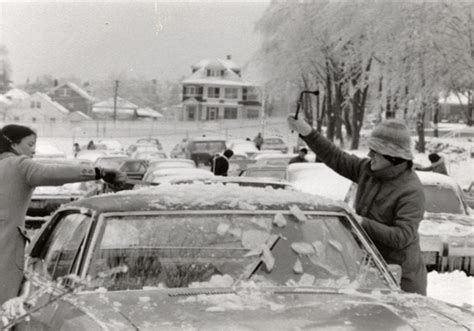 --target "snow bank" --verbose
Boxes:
[428,271,474,308]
